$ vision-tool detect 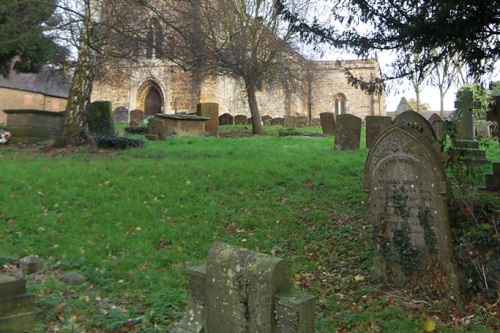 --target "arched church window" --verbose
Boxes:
[146,18,163,59]
[333,93,347,115]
